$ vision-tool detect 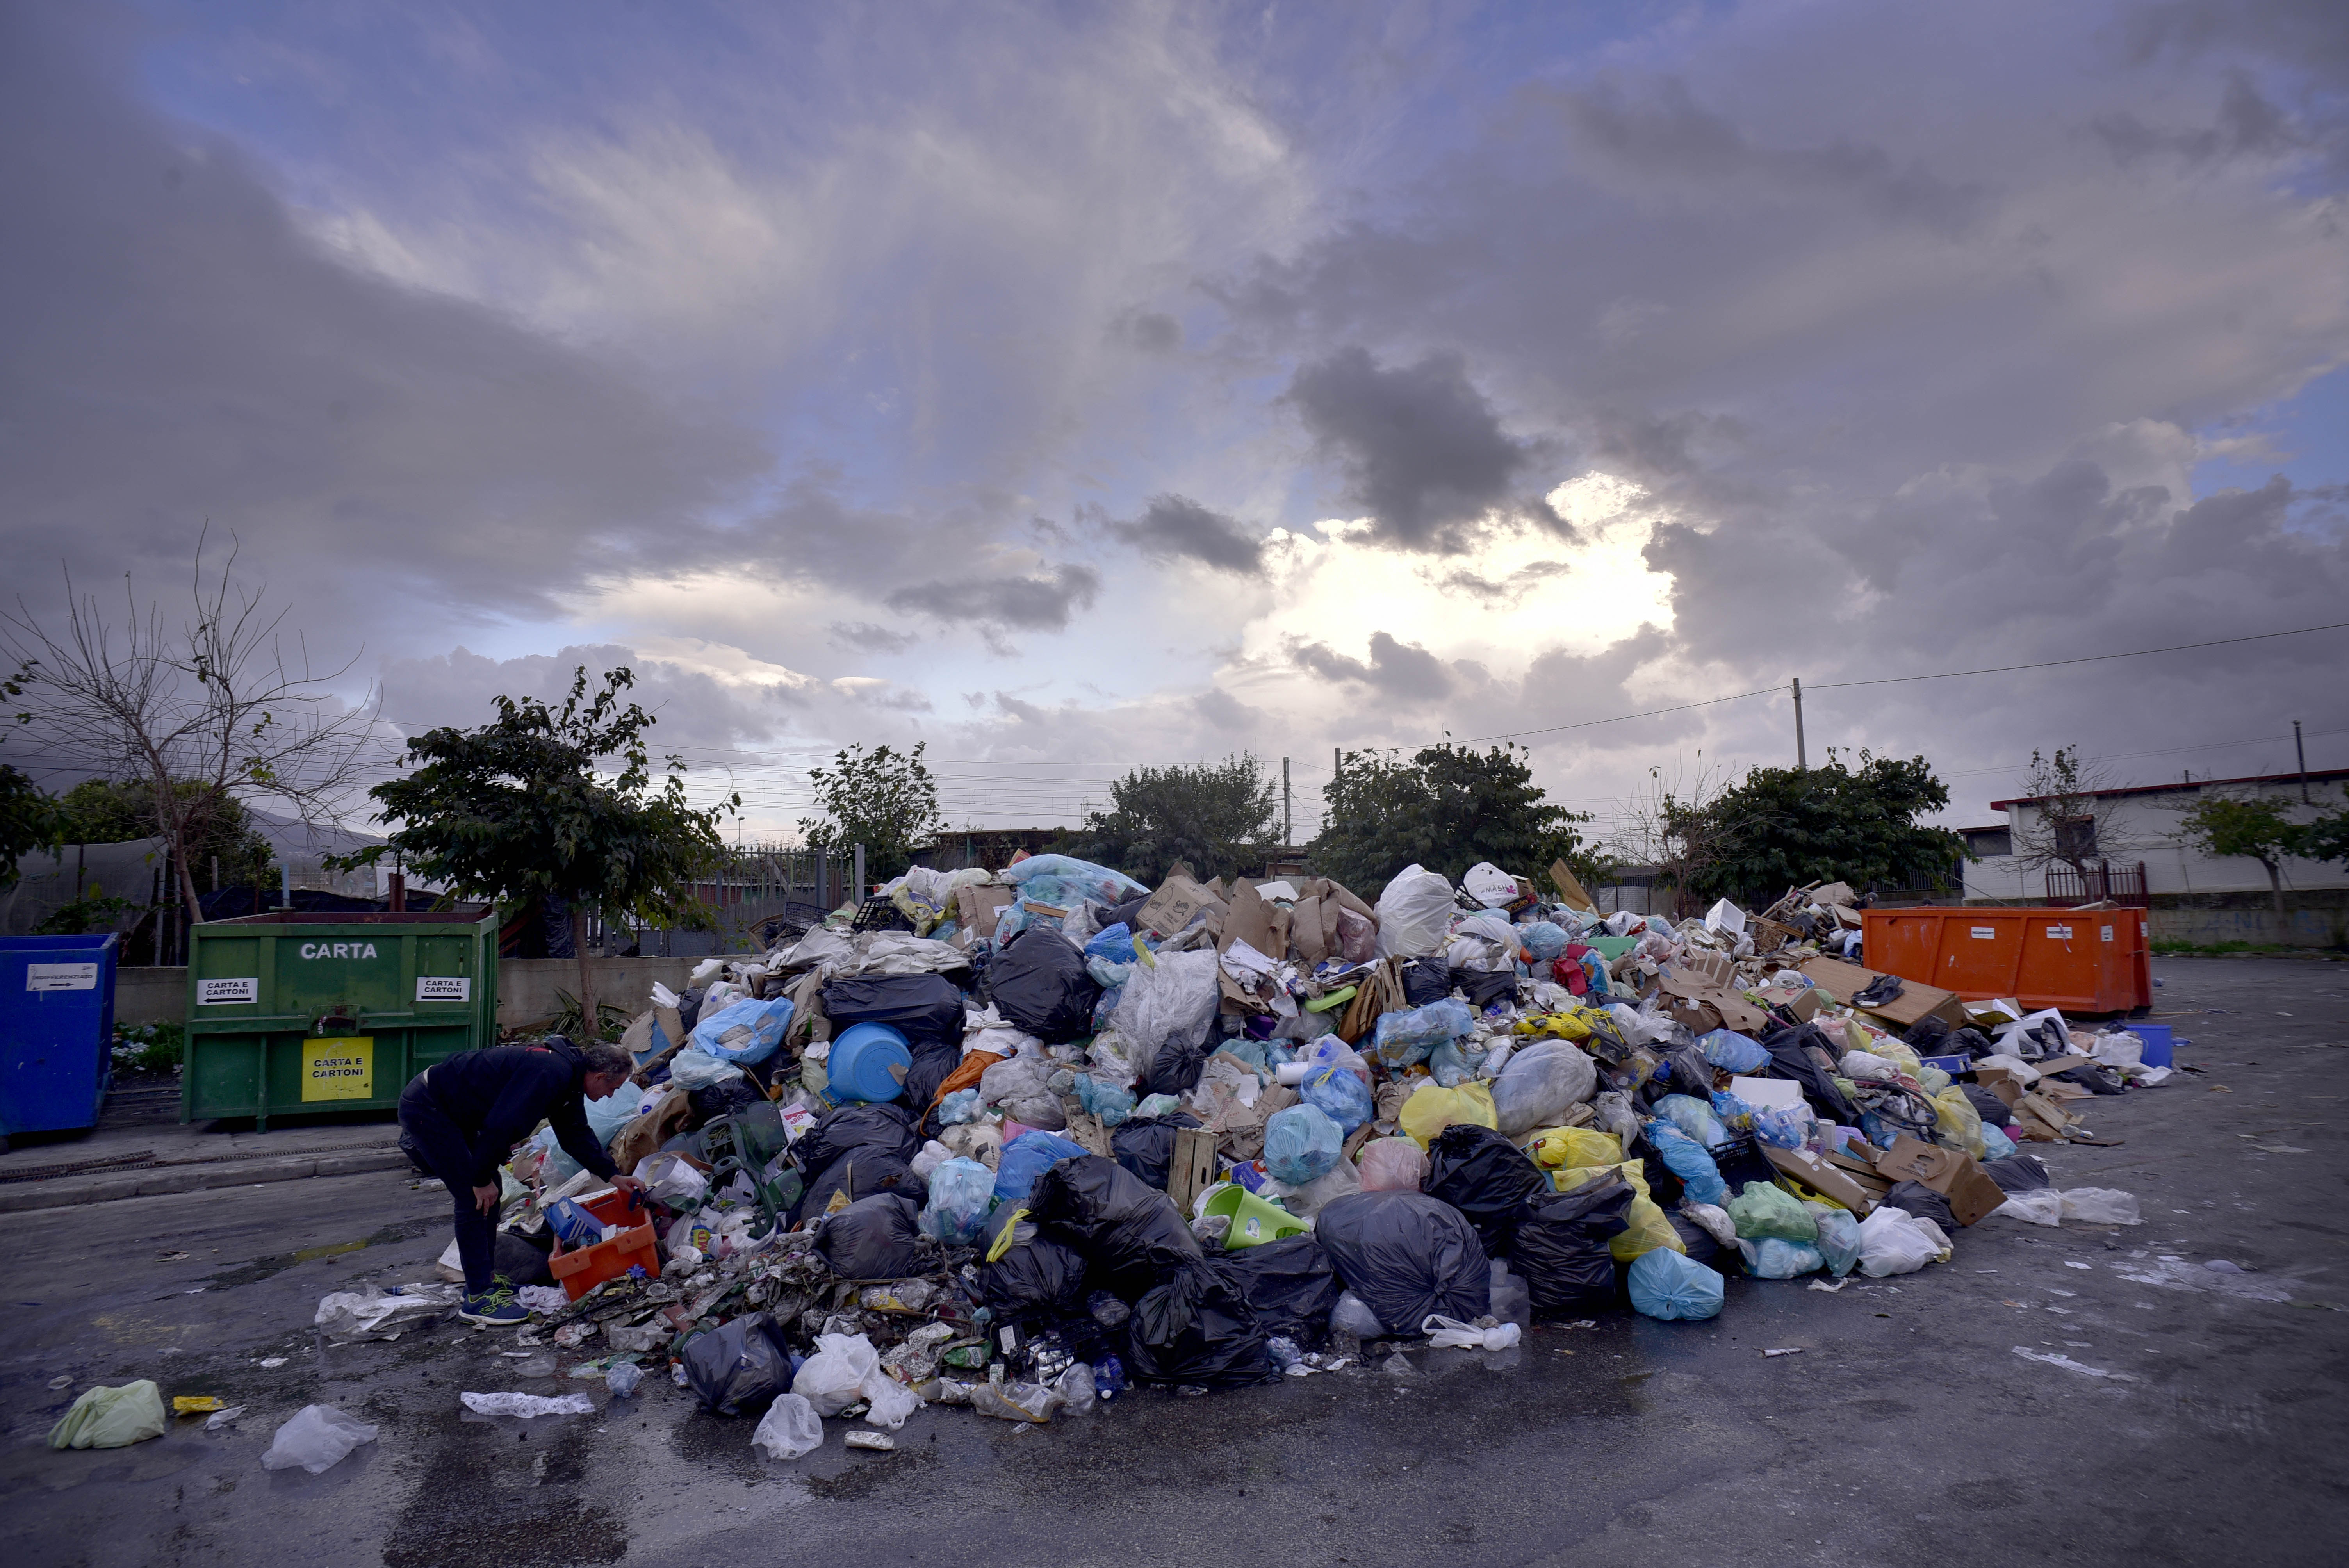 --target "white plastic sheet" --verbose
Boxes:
[261,1405,380,1473]
[460,1392,595,1418]
[1374,865,1455,958]
[752,1393,824,1459]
